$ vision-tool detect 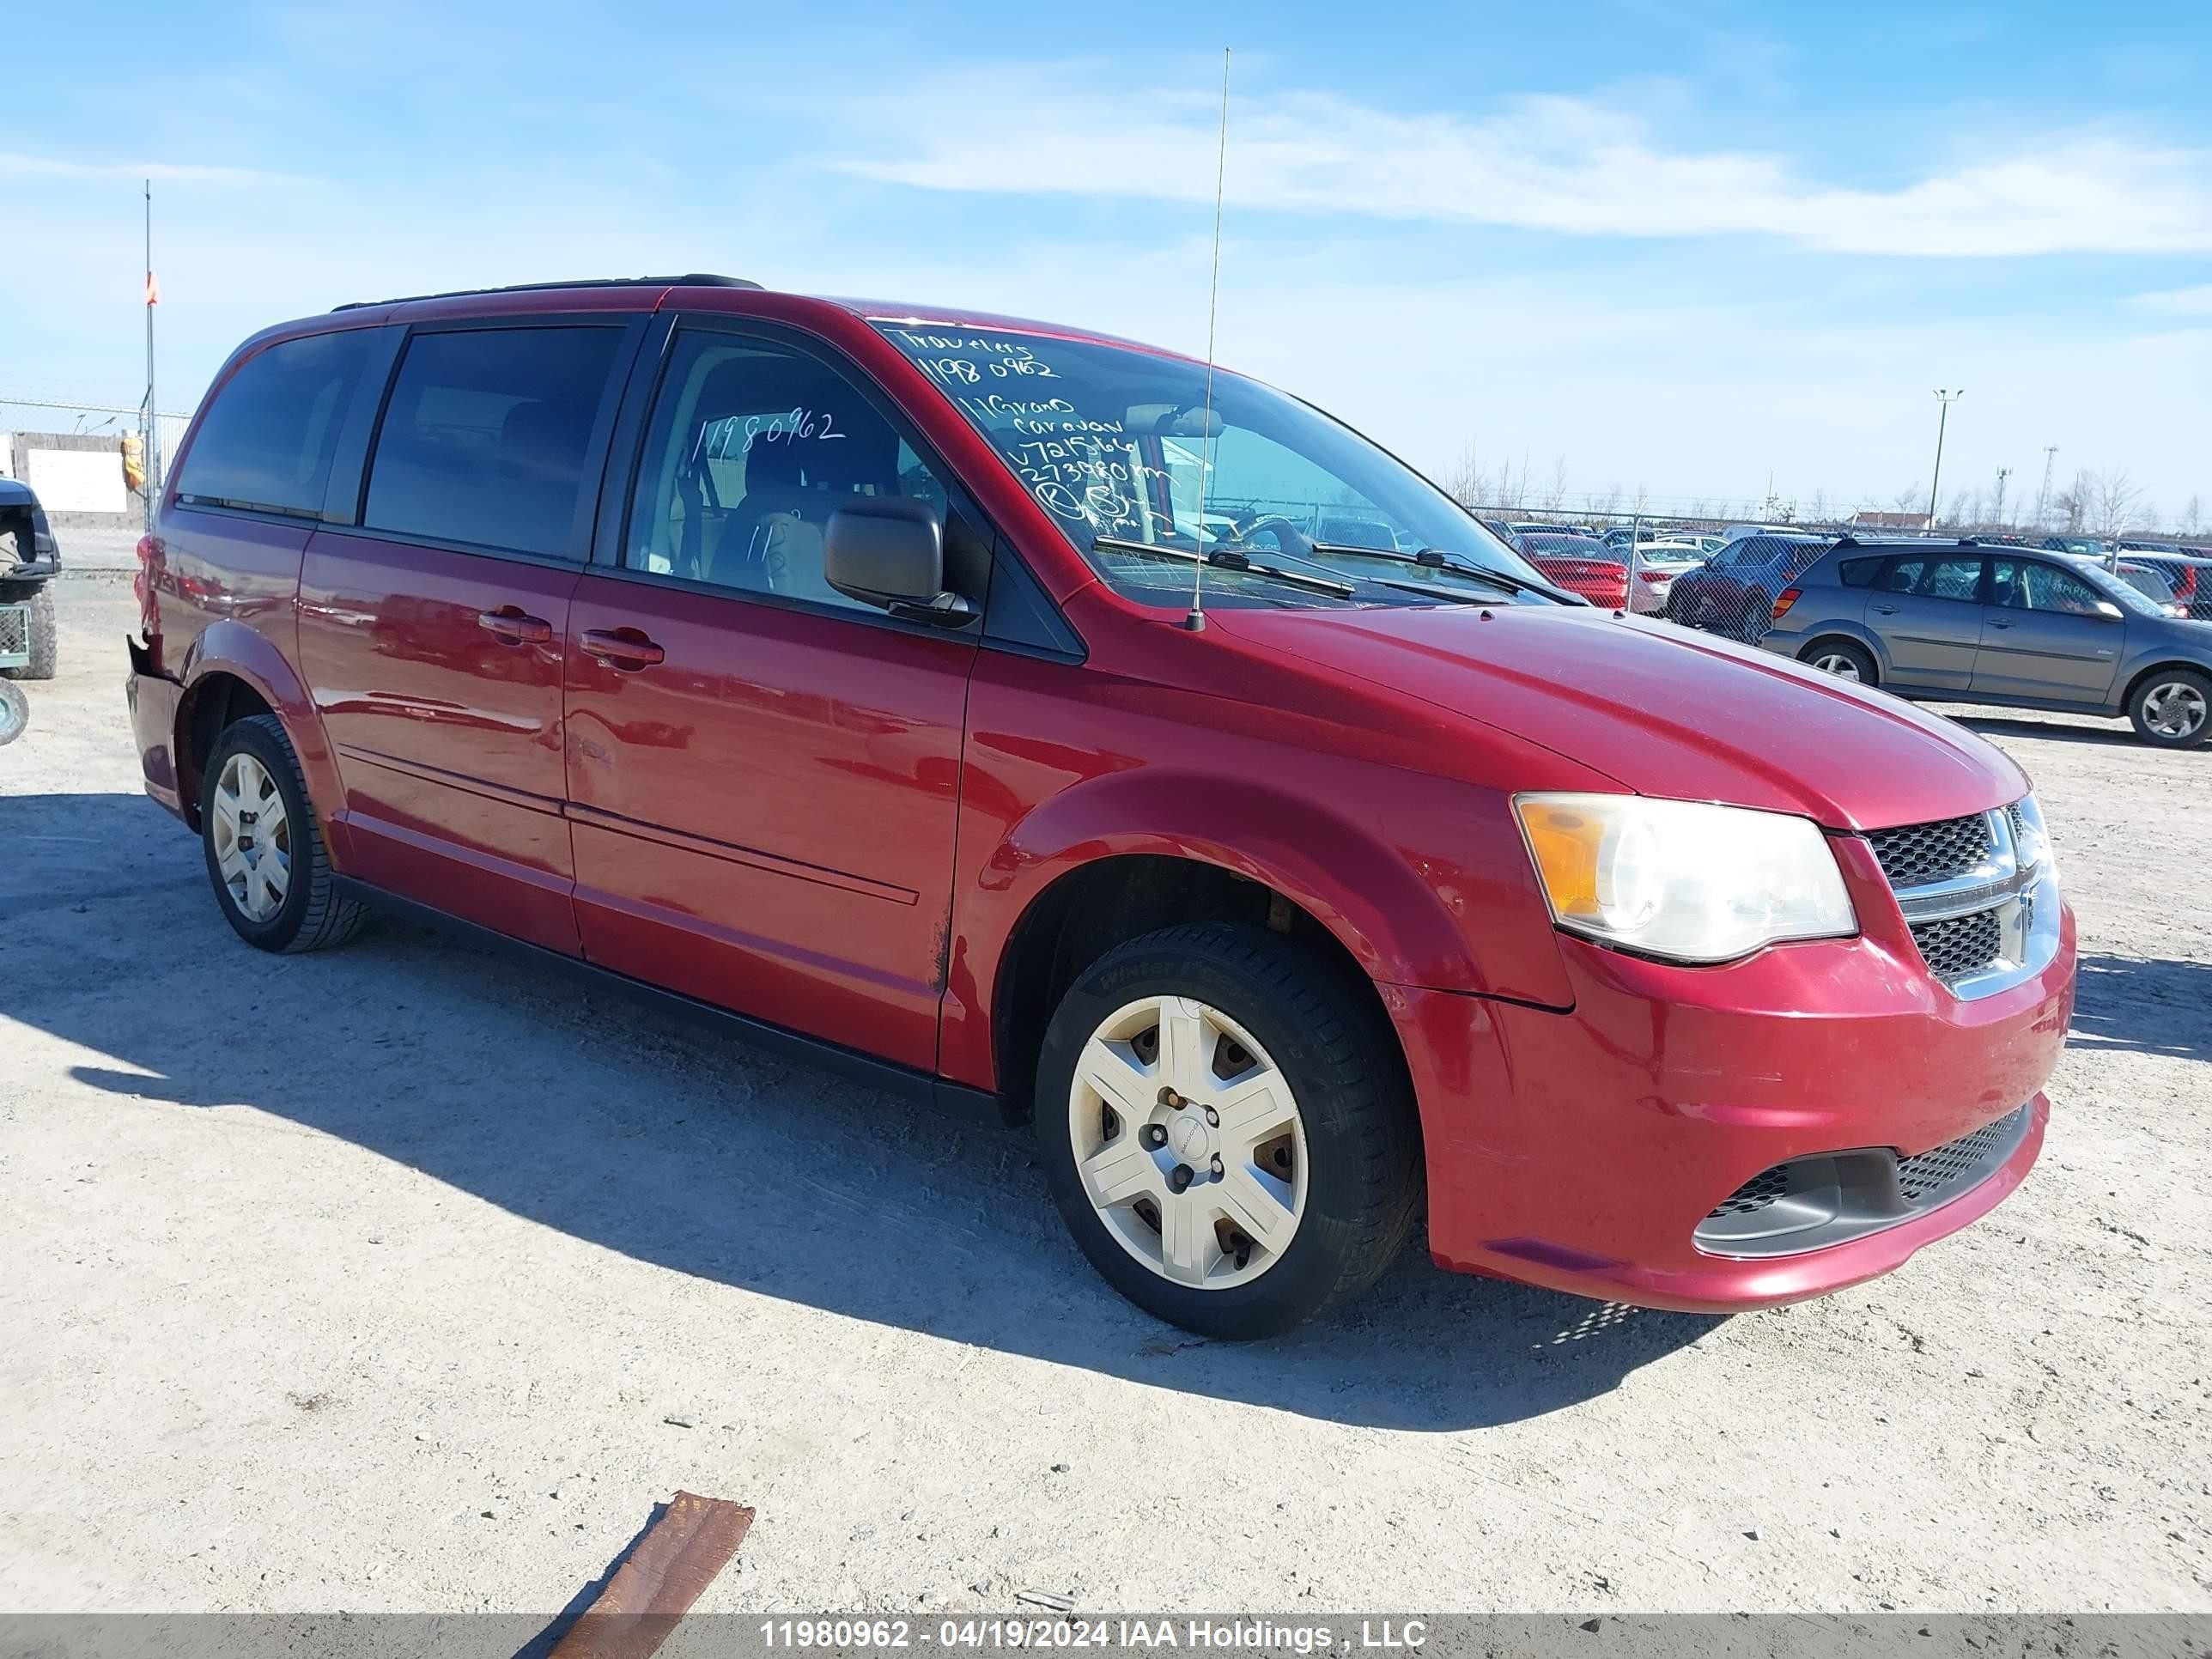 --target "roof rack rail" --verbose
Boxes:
[334,273,763,312]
